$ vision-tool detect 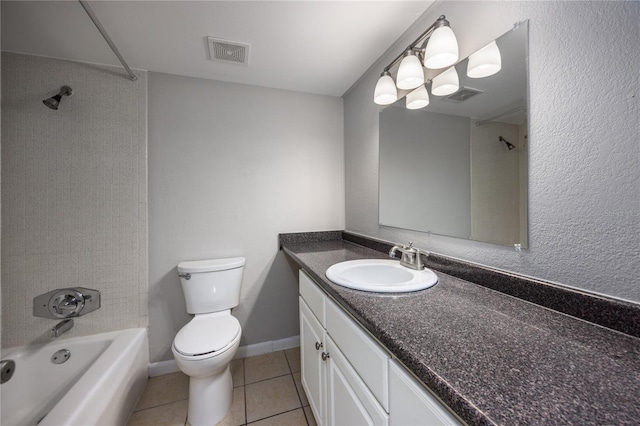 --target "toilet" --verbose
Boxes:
[172,257,245,426]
